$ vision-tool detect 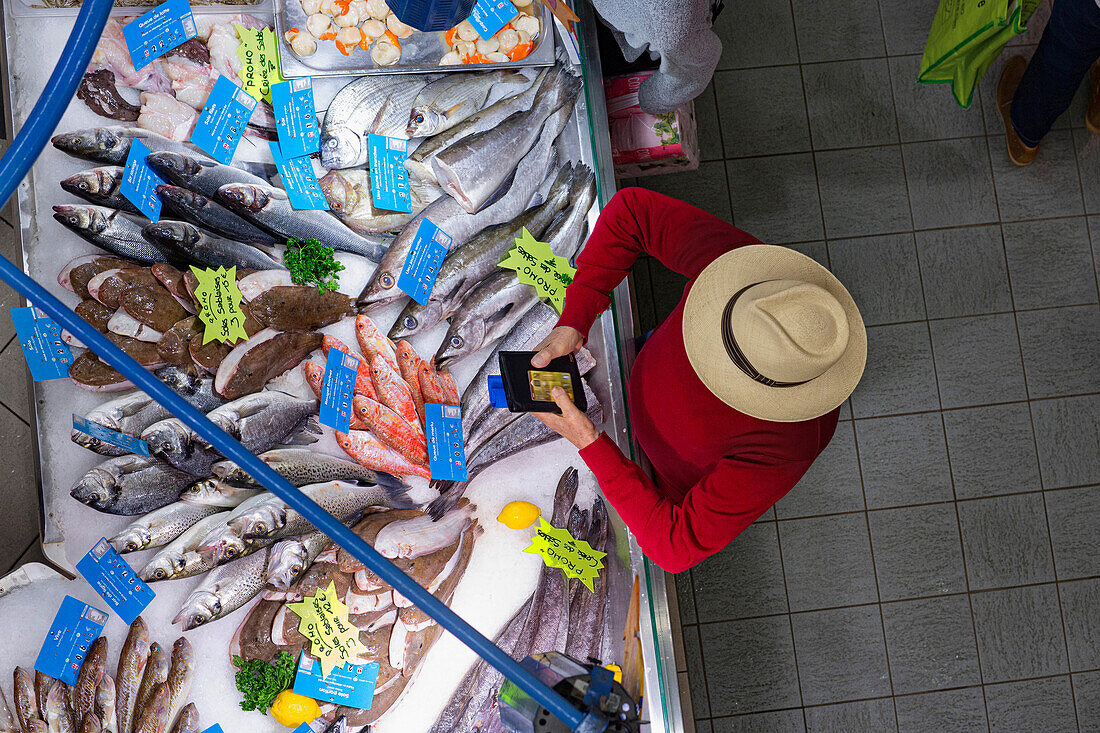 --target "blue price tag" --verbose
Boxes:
[425,403,467,481]
[269,141,329,211]
[191,75,257,164]
[73,415,152,457]
[397,219,452,305]
[119,139,166,222]
[76,538,156,626]
[468,0,519,39]
[11,307,73,381]
[367,134,412,214]
[271,78,321,160]
[487,374,508,408]
[199,727,224,733]
[319,351,359,433]
[35,596,108,686]
[293,654,379,709]
[123,0,198,70]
